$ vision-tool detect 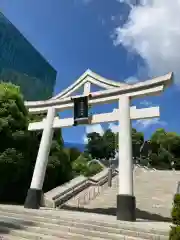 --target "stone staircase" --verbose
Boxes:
[0,167,178,239]
[75,167,180,222]
[134,167,179,220]
[82,174,118,214]
[0,204,170,239]
[43,168,113,208]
